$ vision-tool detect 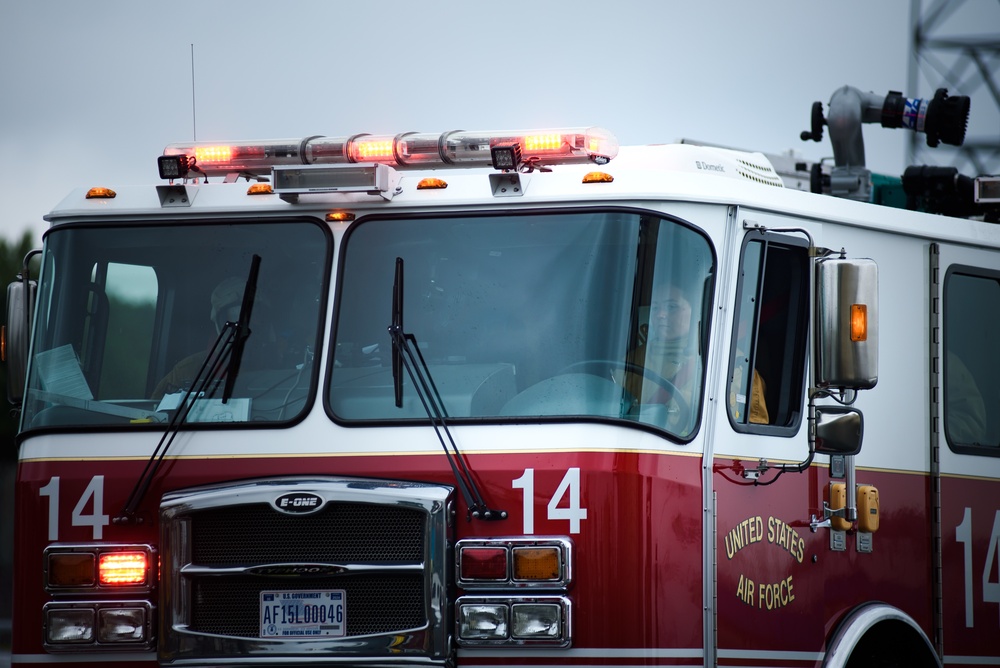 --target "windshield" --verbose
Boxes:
[330,210,714,438]
[22,219,329,430]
